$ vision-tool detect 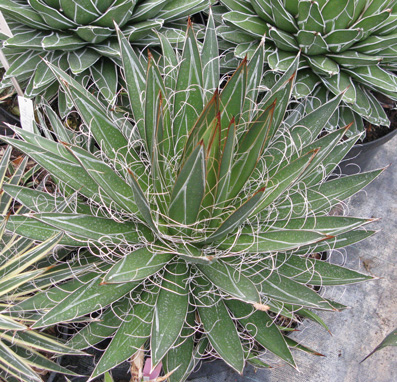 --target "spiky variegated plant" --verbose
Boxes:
[218,0,397,133]
[0,0,209,112]
[0,147,86,382]
[1,15,381,382]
